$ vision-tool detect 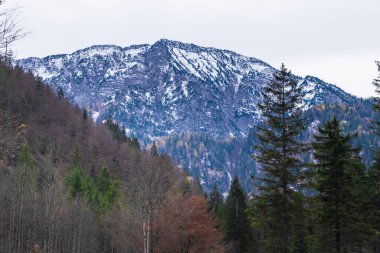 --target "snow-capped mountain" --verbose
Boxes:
[16,39,371,193]
[16,39,355,140]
